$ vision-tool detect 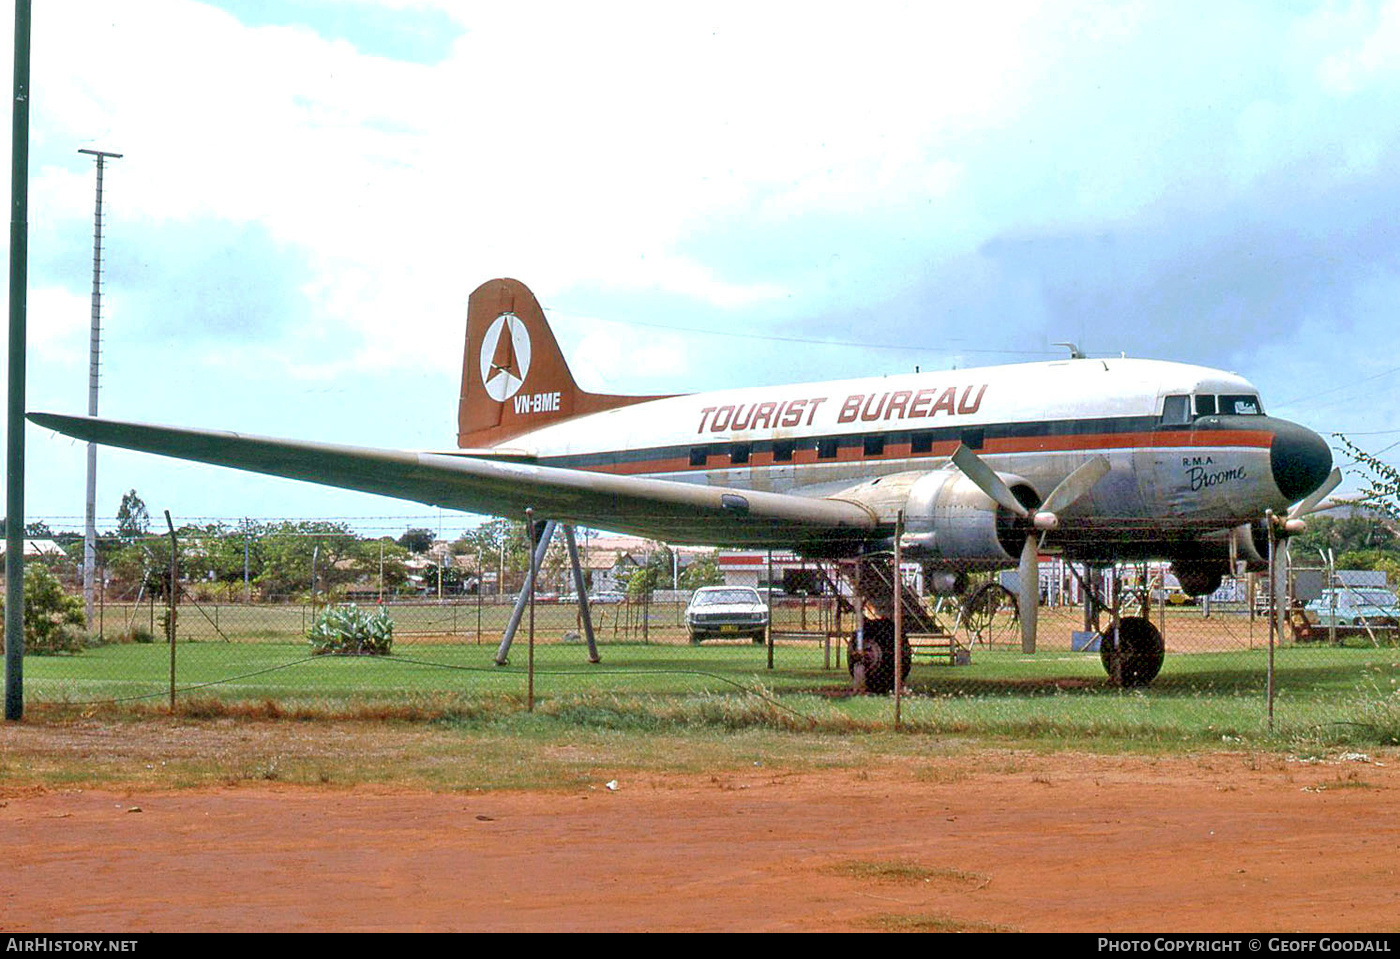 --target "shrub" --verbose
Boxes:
[115,625,156,644]
[307,603,393,656]
[0,564,87,655]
